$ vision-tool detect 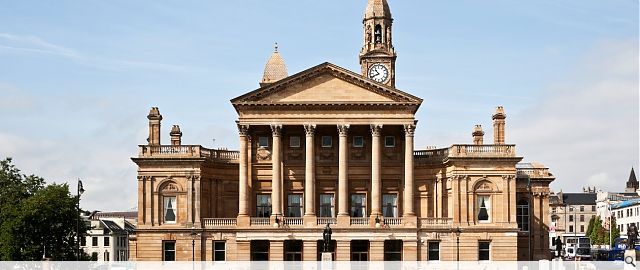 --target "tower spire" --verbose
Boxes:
[360,0,397,87]
[260,43,288,87]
